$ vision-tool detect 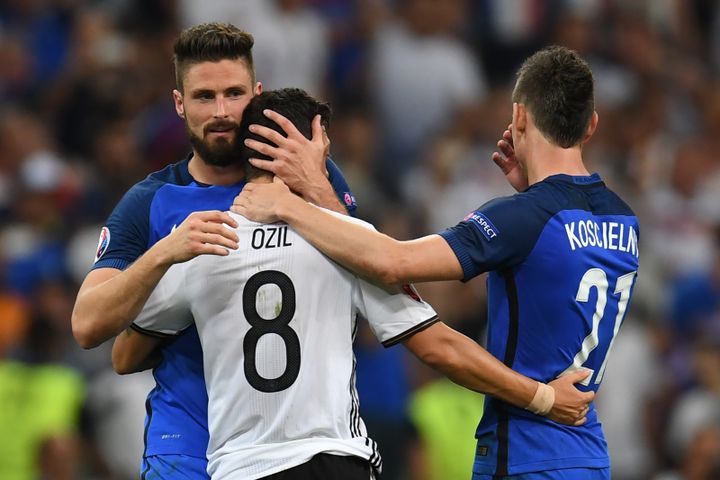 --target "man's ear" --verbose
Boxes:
[173,89,184,118]
[583,111,599,143]
[512,102,527,134]
[254,82,263,95]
